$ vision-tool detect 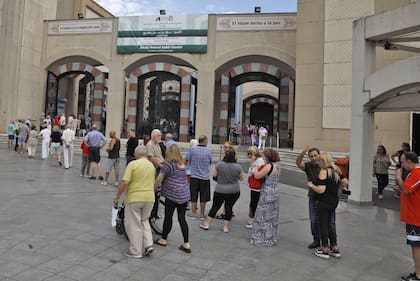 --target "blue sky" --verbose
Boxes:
[96,0,297,16]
